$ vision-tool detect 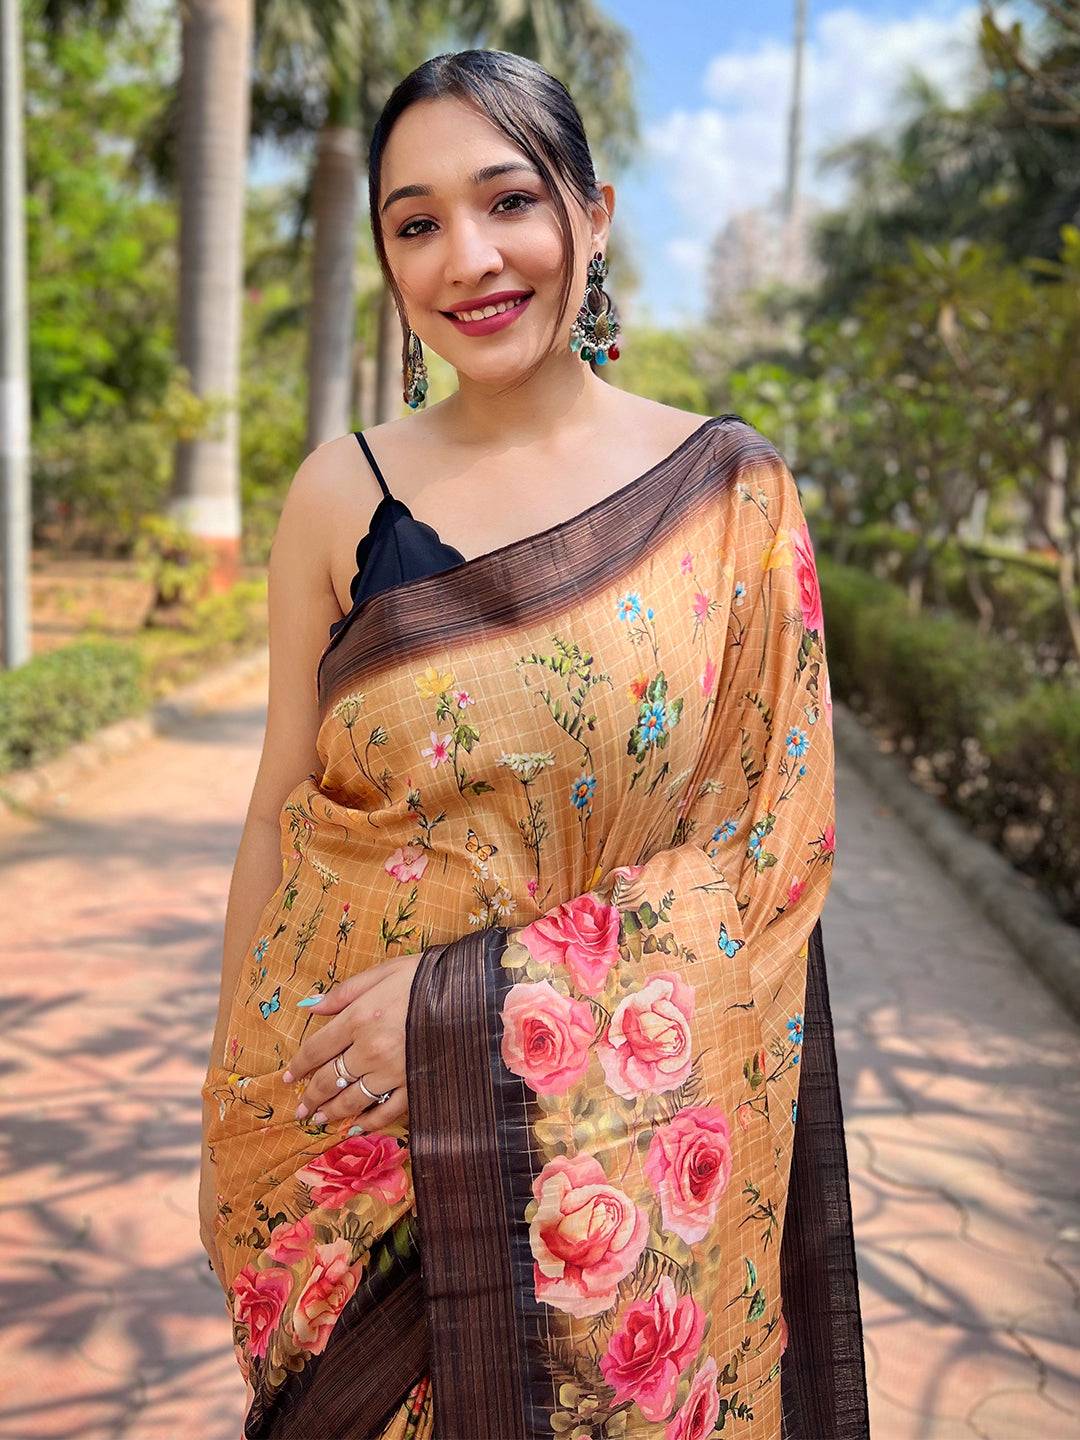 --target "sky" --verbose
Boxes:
[251,0,1020,328]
